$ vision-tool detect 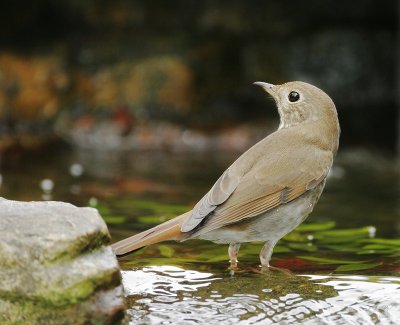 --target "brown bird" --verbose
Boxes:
[112,81,340,268]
